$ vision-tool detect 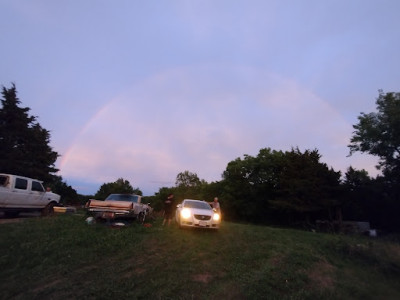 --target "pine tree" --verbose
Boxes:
[0,83,59,182]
